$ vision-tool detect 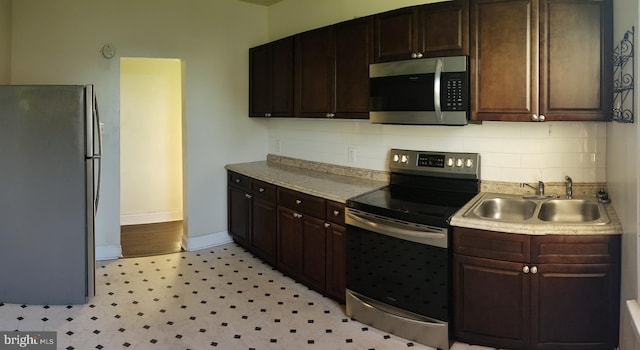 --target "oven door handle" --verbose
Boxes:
[346,211,447,248]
